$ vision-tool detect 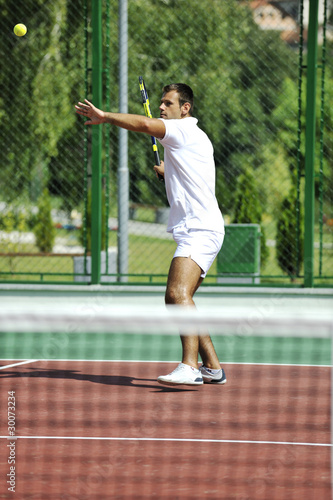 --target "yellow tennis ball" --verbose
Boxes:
[14,24,27,37]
